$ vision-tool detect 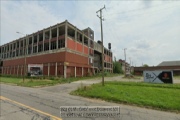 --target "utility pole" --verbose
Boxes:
[96,5,105,86]
[129,57,131,74]
[124,48,127,77]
